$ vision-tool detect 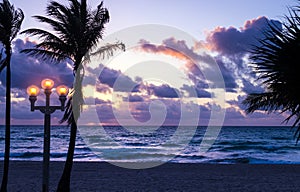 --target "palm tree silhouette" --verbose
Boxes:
[243,4,300,142]
[0,1,24,191]
[21,0,124,191]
